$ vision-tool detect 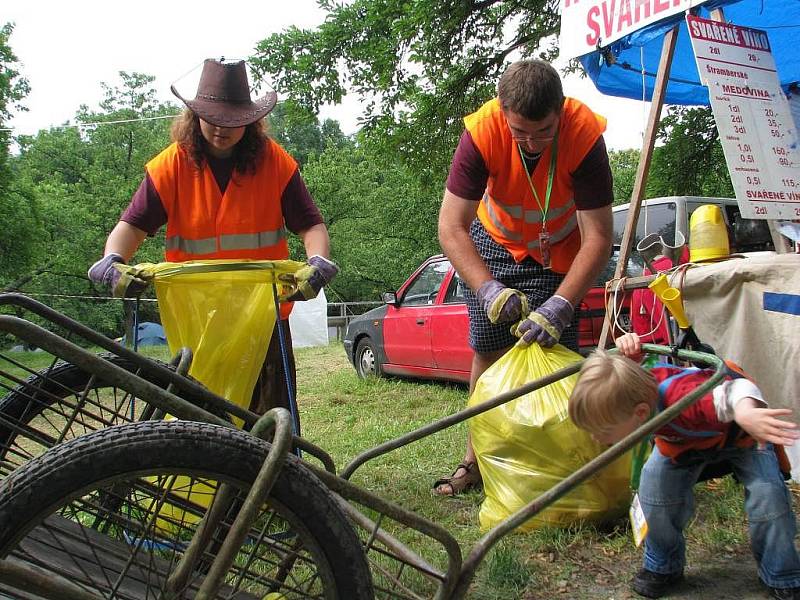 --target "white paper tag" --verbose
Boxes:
[629,493,649,547]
